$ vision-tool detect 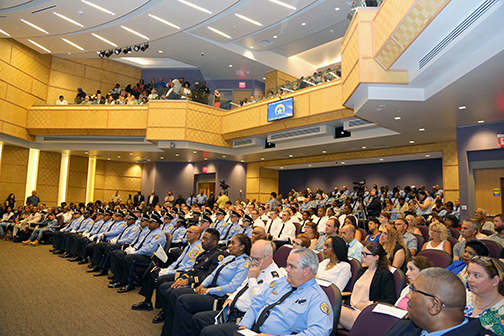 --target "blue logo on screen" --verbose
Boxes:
[268,97,293,122]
